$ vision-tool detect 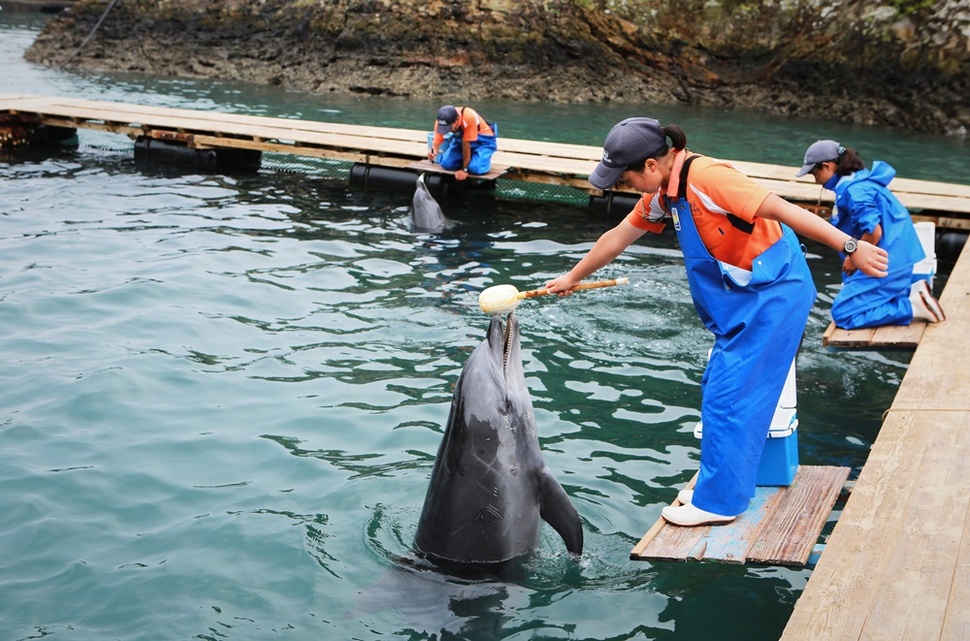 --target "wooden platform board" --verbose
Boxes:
[407,159,508,181]
[631,465,850,566]
[822,320,928,349]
